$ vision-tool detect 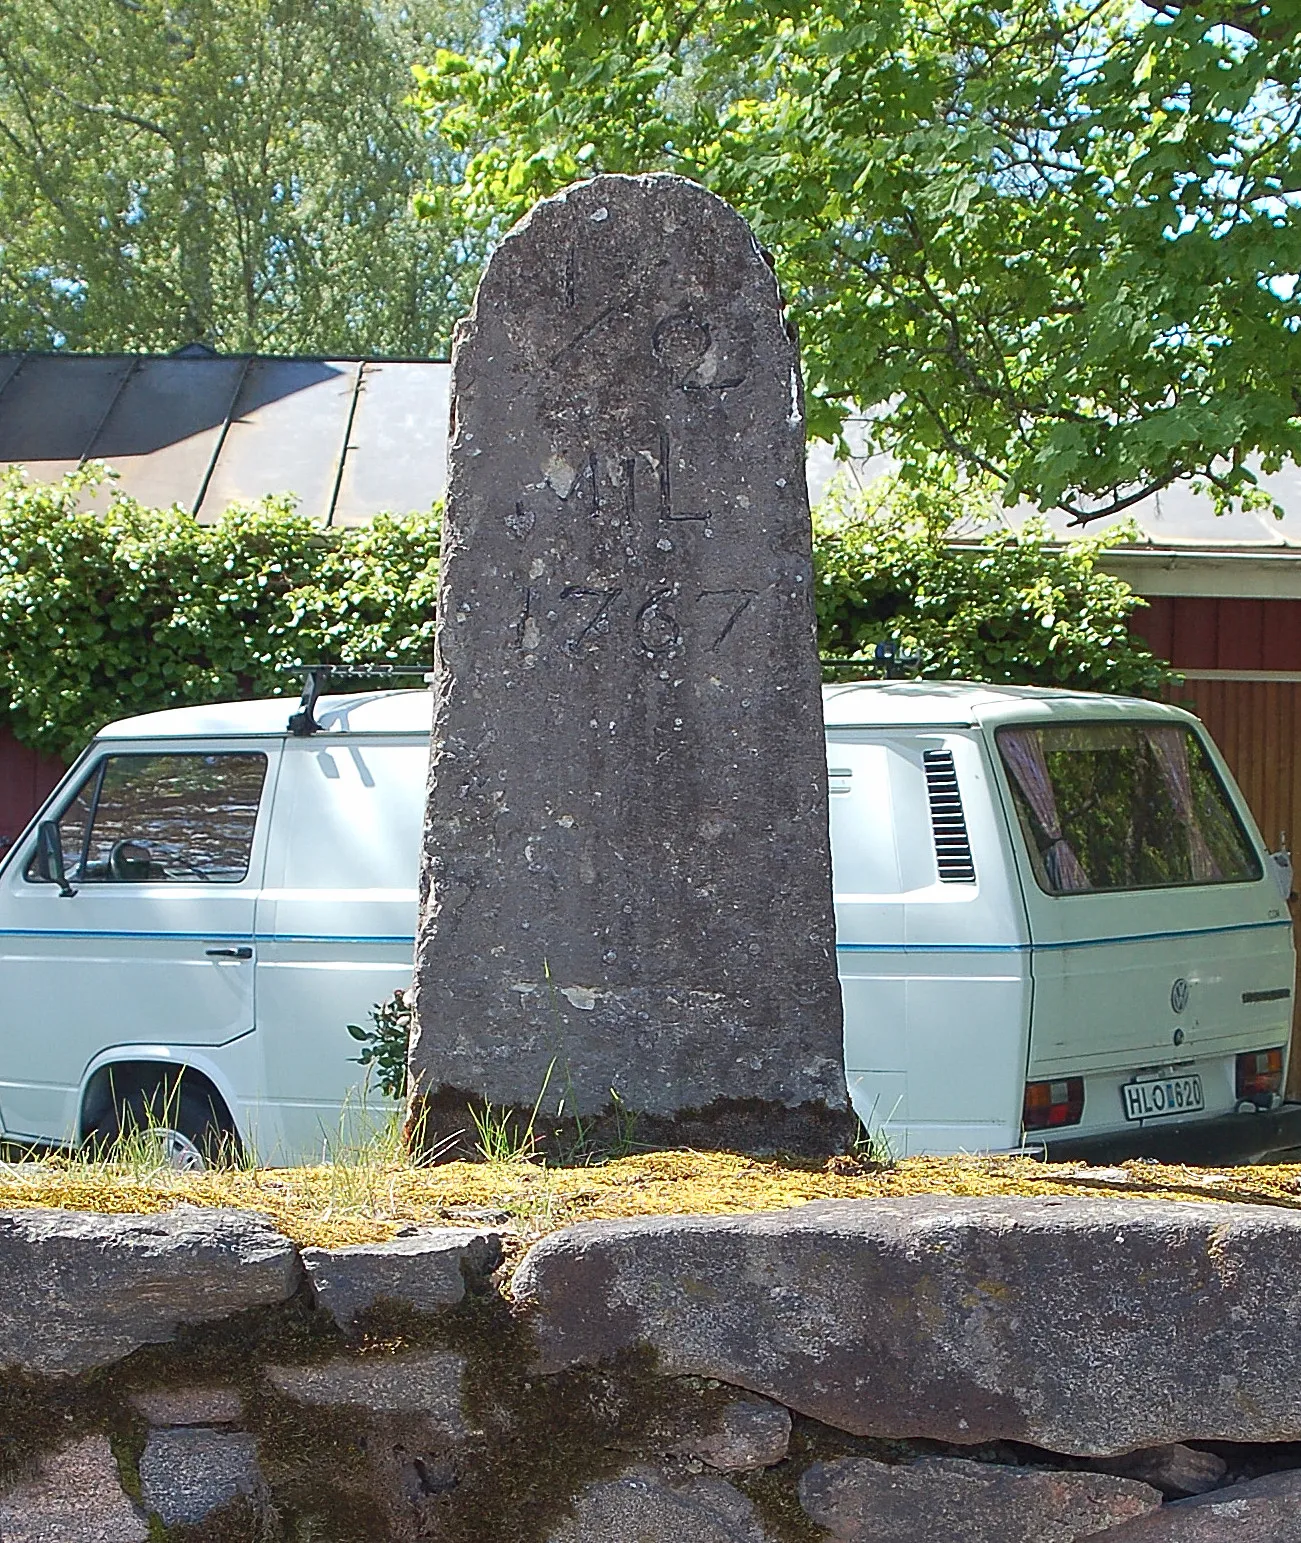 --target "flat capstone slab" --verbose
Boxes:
[512,1194,1301,1456]
[798,1456,1161,1542]
[0,1208,300,1375]
[301,1228,501,1334]
[412,171,848,1154]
